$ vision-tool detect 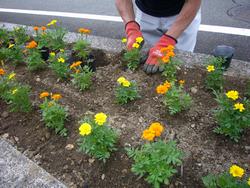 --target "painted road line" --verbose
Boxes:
[0,8,250,37]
